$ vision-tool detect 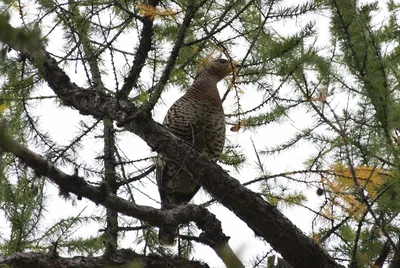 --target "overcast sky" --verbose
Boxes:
[1,0,391,267]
